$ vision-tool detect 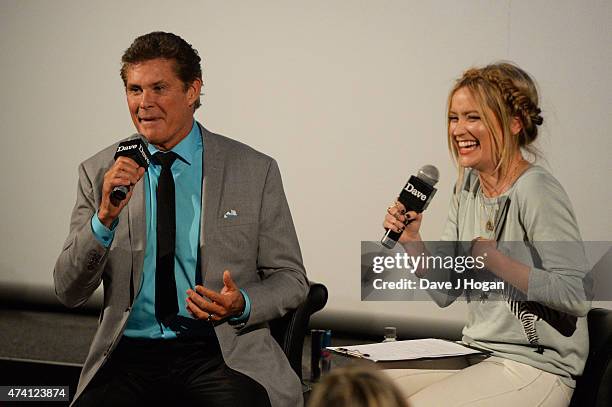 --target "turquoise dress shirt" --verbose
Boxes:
[91,121,250,338]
